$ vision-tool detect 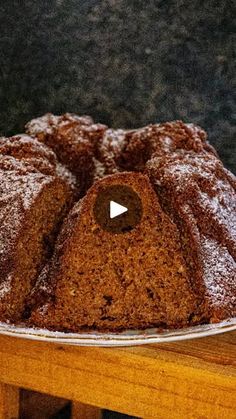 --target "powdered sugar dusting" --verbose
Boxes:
[0,157,52,265]
[0,134,75,289]
[146,146,236,318]
[93,158,107,180]
[25,114,60,136]
[201,235,236,308]
[102,129,127,154]
[0,273,13,299]
[56,163,77,191]
[97,129,127,175]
